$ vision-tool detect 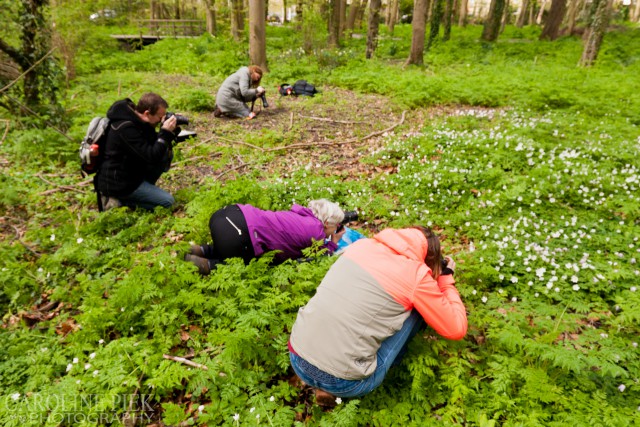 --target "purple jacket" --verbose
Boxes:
[238,204,337,262]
